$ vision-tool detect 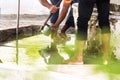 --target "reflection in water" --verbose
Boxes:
[39,29,71,64]
[39,23,74,64]
[39,42,65,64]
[95,62,120,80]
[0,59,2,63]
